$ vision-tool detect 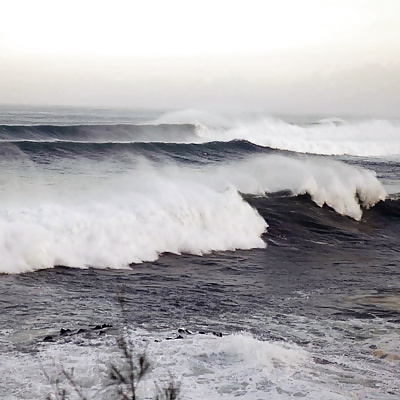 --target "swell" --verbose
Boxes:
[0,139,273,163]
[0,123,198,143]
